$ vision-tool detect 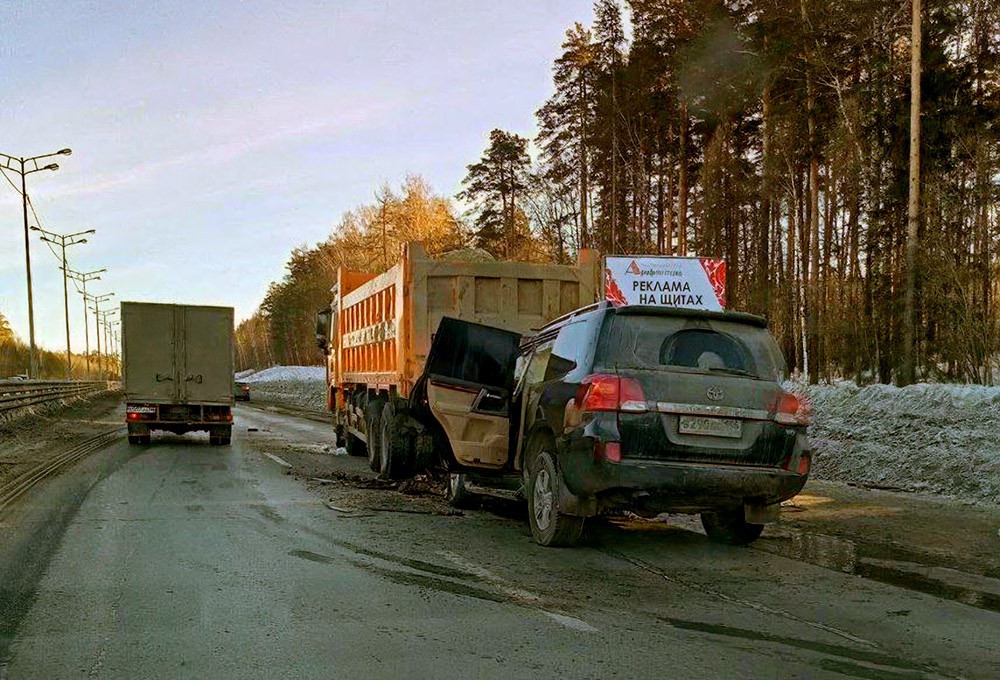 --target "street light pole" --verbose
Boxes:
[32,226,94,380]
[97,309,117,380]
[87,293,114,380]
[65,268,106,380]
[107,319,120,379]
[0,148,72,378]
